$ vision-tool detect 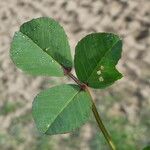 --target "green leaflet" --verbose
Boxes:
[32,84,92,135]
[10,17,72,76]
[74,33,123,89]
[10,32,63,76]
